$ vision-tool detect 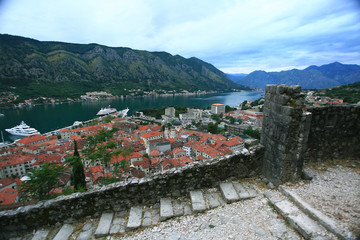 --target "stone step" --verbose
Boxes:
[160,198,174,221]
[94,212,114,238]
[172,198,185,217]
[203,188,225,209]
[127,206,143,230]
[233,182,258,199]
[247,184,258,198]
[77,222,95,240]
[53,224,75,240]
[110,218,127,234]
[31,228,50,240]
[233,182,252,199]
[279,186,347,239]
[219,182,239,203]
[265,190,333,239]
[189,190,207,212]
